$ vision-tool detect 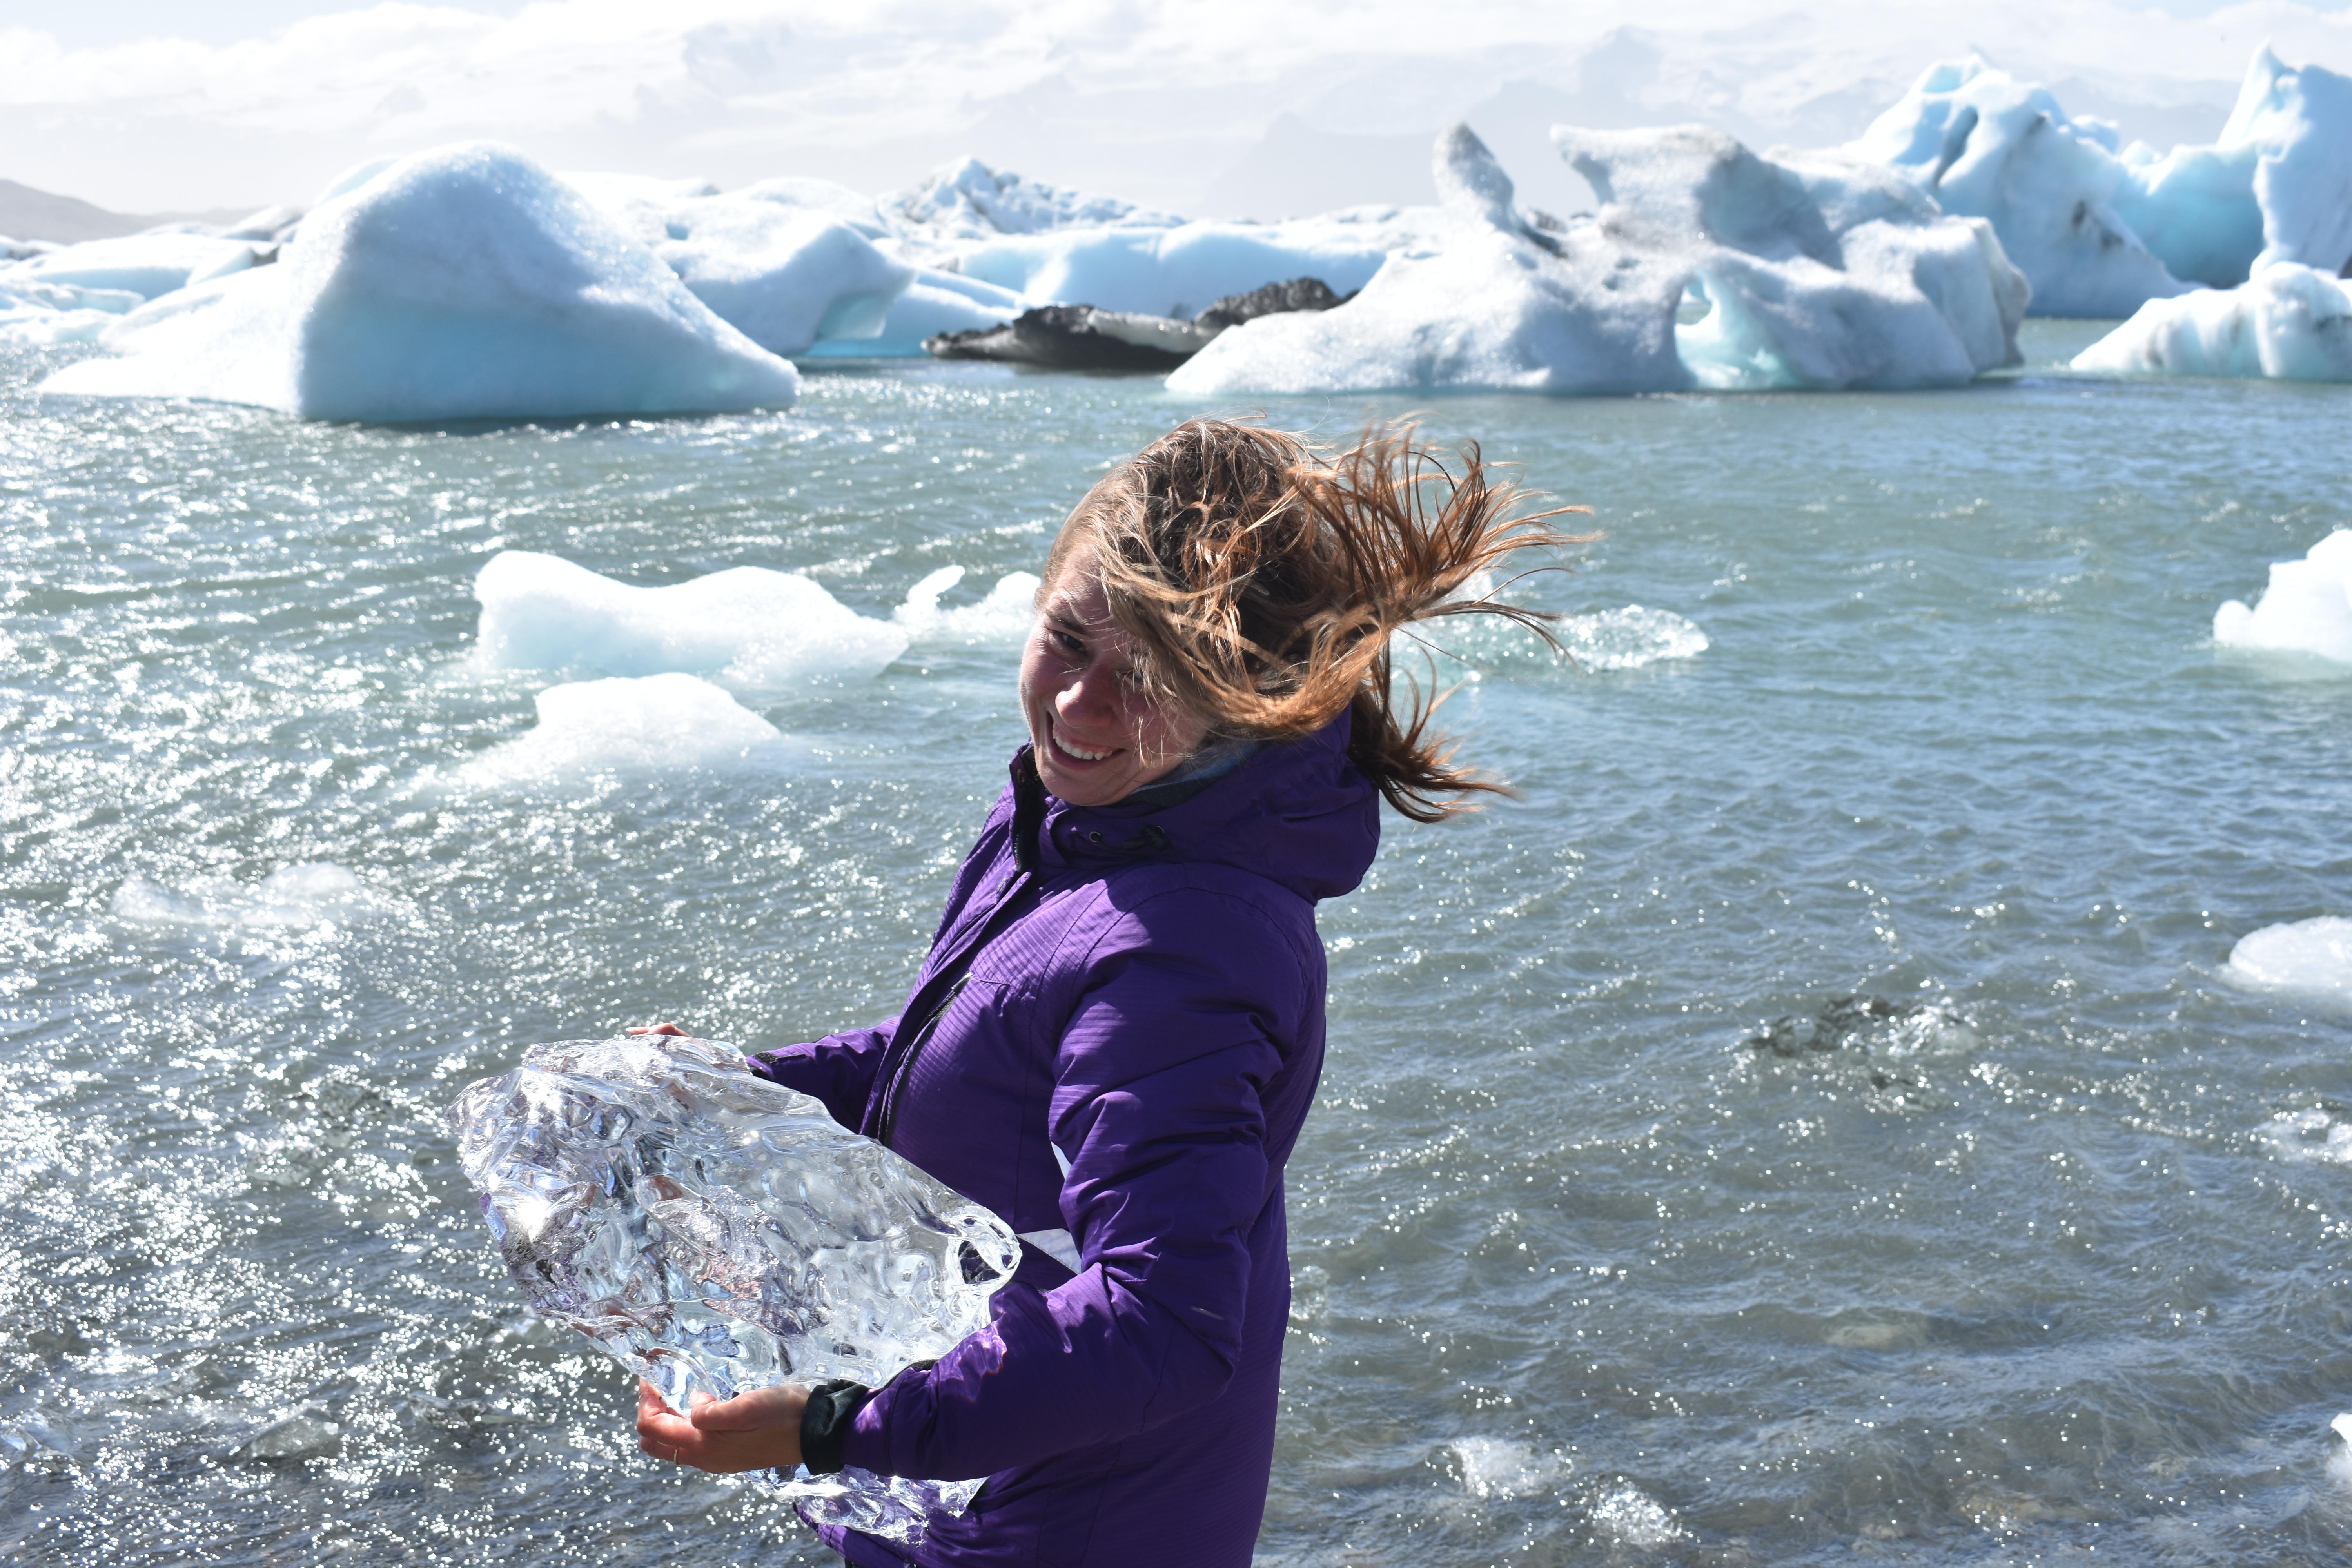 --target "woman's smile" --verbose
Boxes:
[1019,550,1208,806]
